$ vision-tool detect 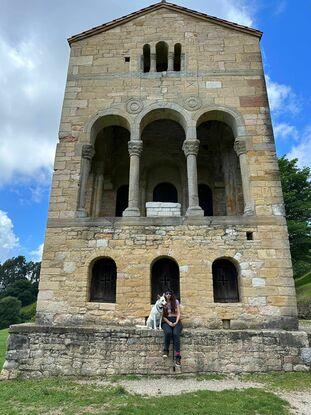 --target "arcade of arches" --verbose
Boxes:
[78,110,248,218]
